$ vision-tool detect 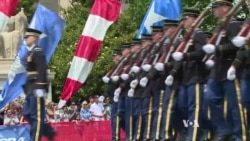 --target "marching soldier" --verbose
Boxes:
[202,0,247,140]
[105,49,123,141]
[22,28,56,141]
[130,34,153,141]
[170,9,207,141]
